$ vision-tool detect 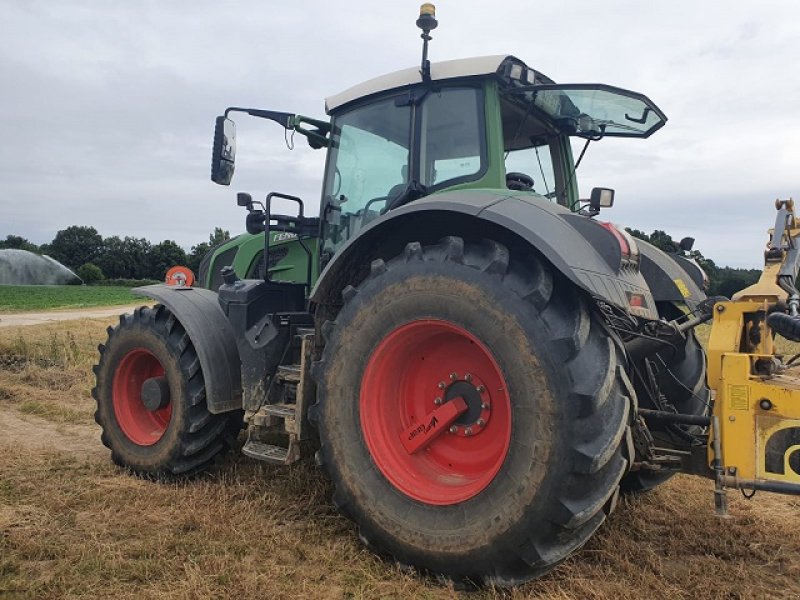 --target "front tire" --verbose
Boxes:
[622,312,710,493]
[312,237,633,585]
[92,305,239,476]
